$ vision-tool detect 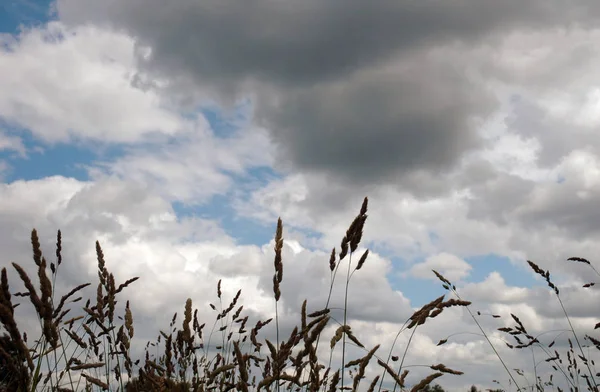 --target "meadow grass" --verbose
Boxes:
[0,197,598,391]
